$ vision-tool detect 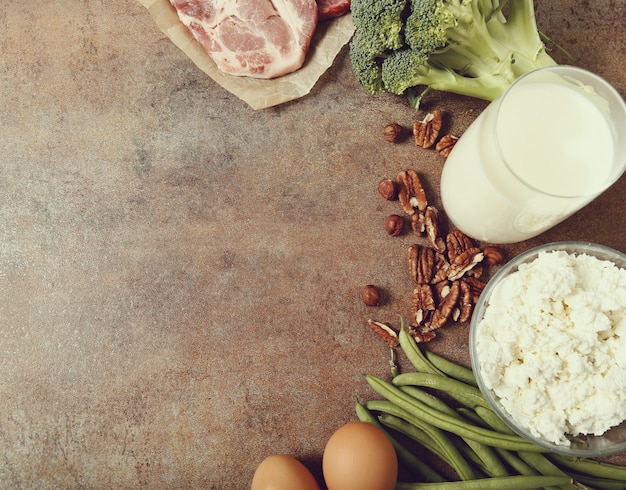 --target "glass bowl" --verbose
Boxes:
[470,241,626,457]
